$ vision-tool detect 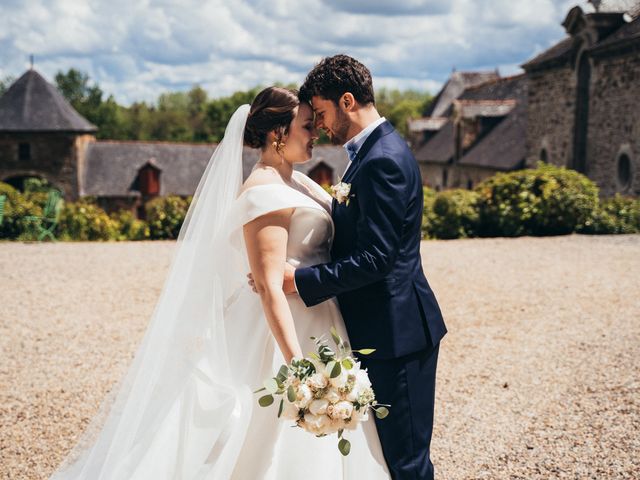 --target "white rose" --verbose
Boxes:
[302,413,332,435]
[326,364,349,389]
[281,400,300,421]
[355,369,372,389]
[325,387,341,404]
[328,400,354,421]
[347,368,373,401]
[308,398,329,416]
[306,372,328,390]
[295,384,313,409]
